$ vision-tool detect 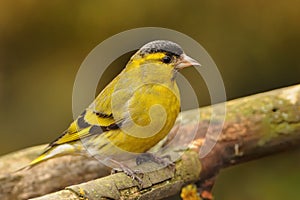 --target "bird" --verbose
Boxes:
[29,40,201,179]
